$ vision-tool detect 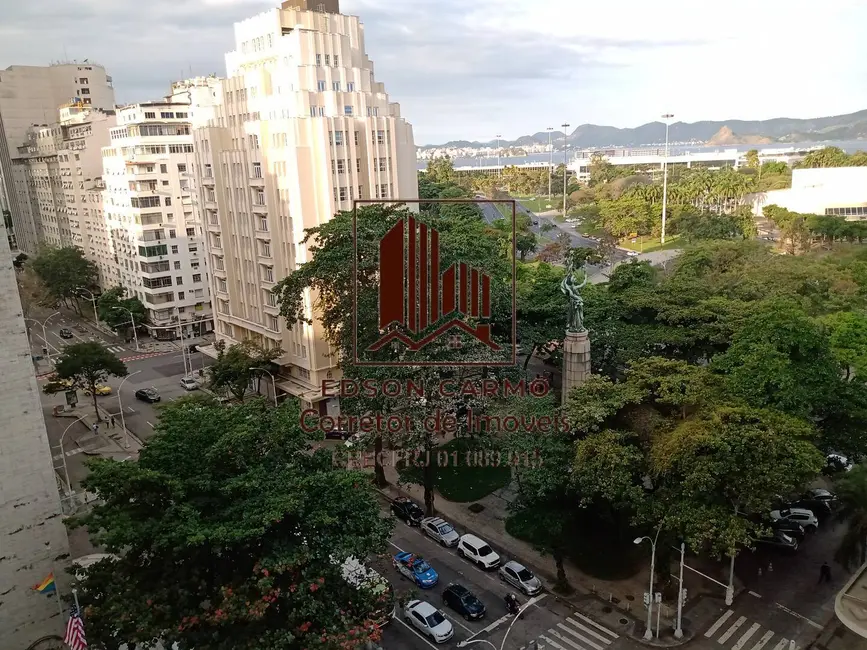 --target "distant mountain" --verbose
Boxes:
[707,127,773,146]
[418,110,867,150]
